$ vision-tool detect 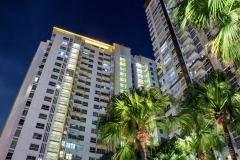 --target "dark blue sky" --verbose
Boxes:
[0,0,153,130]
